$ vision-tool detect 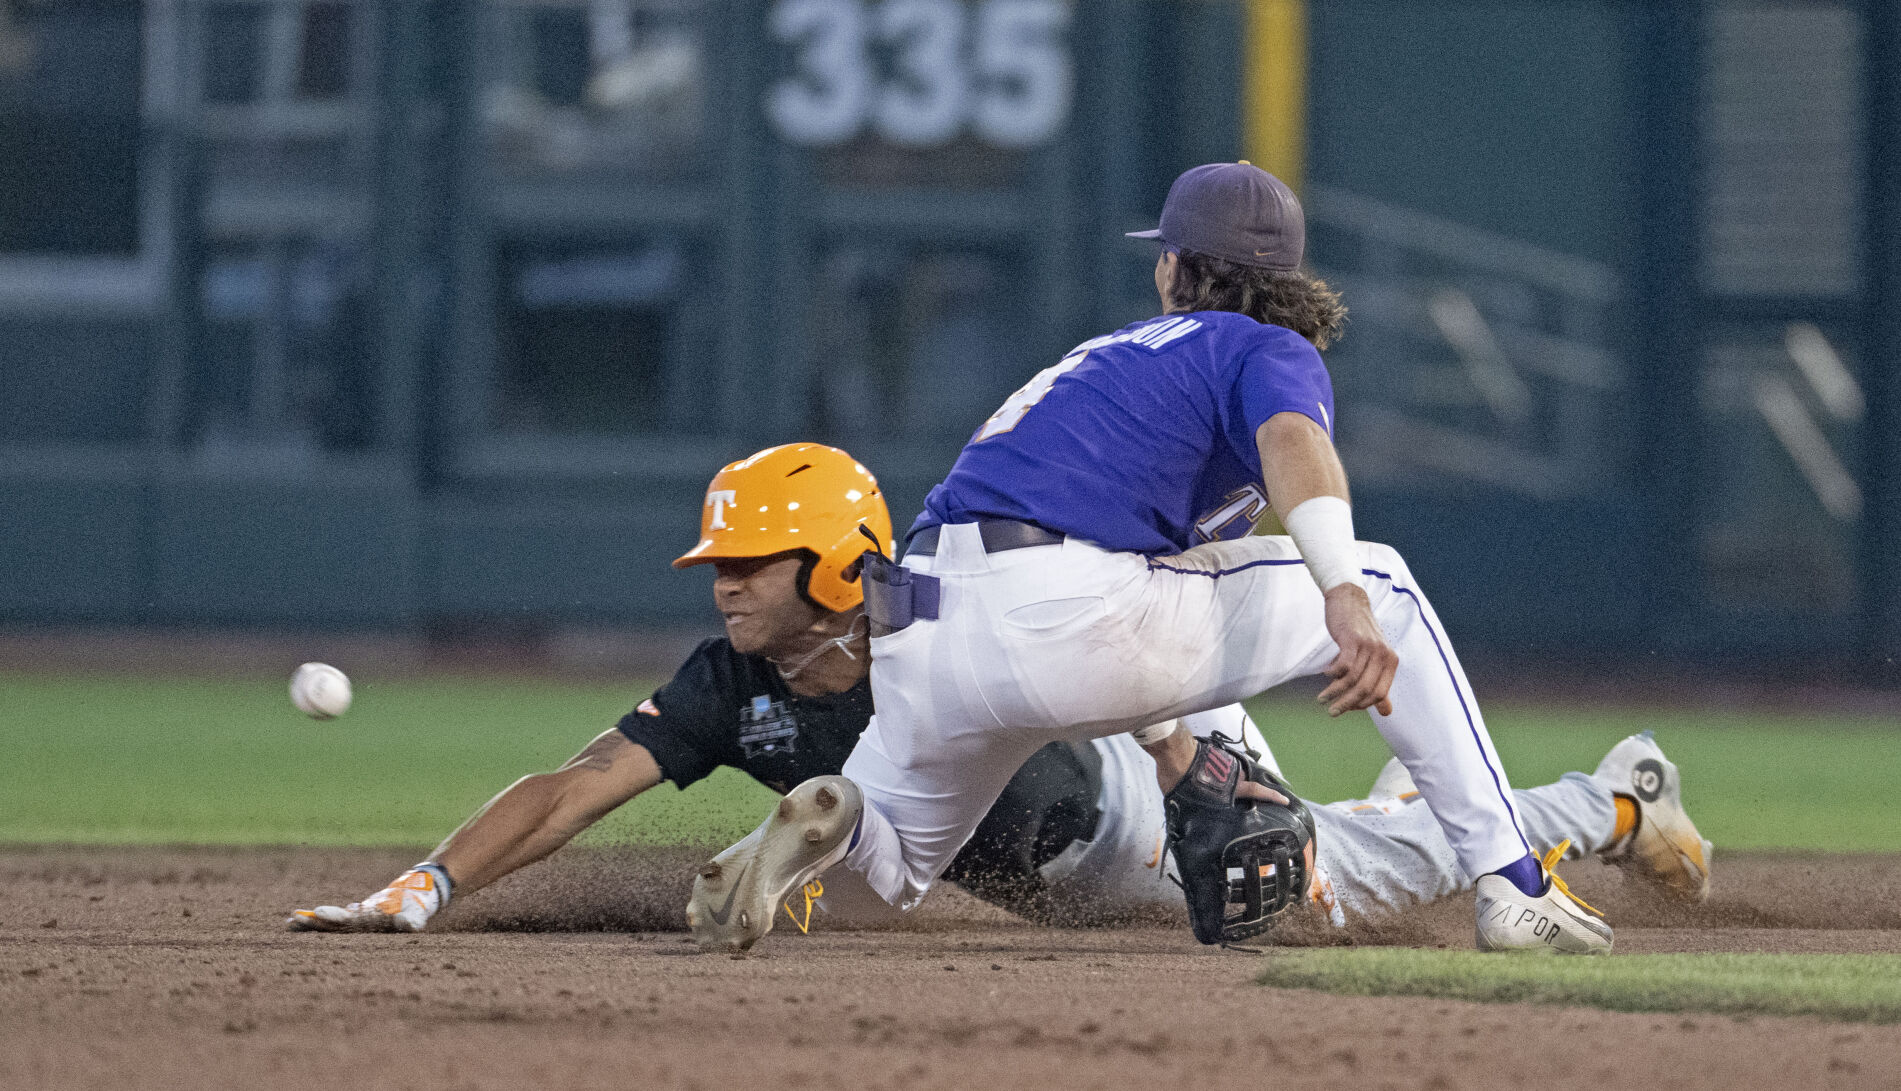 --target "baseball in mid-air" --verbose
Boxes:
[290,662,352,719]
